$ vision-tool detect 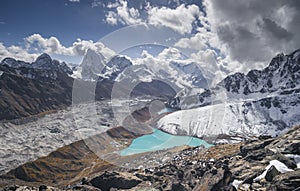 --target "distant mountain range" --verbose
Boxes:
[0,52,177,120]
[1,48,300,143]
[74,49,209,89]
[159,49,300,143]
